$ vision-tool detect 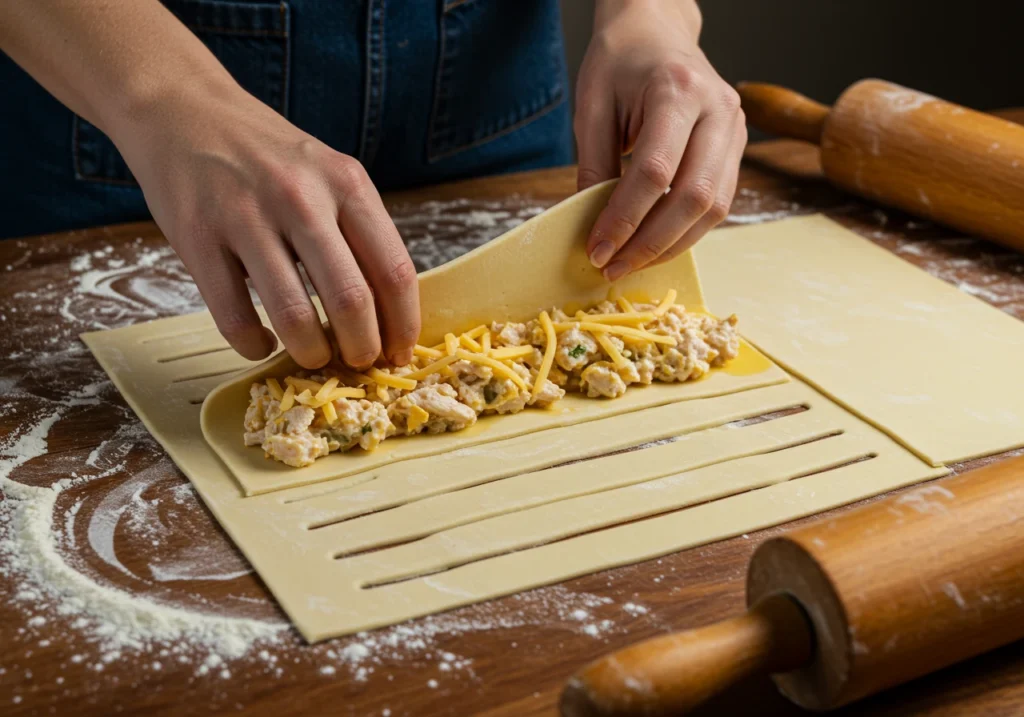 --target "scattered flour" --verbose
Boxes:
[2,201,656,711]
